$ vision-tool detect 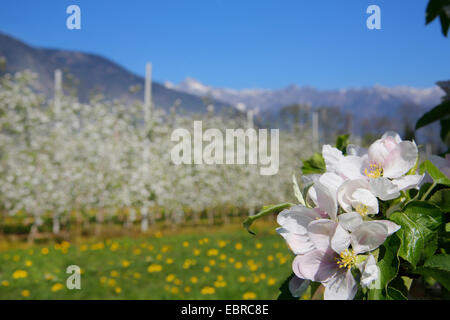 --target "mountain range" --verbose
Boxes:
[167,78,444,119]
[0,31,445,125]
[0,32,233,114]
